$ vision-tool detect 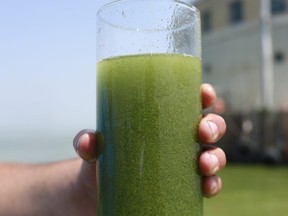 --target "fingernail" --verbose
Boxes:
[75,133,96,162]
[209,153,219,173]
[206,84,215,95]
[78,133,98,163]
[74,133,88,154]
[210,179,218,194]
[73,129,95,154]
[206,120,218,140]
[78,133,90,150]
